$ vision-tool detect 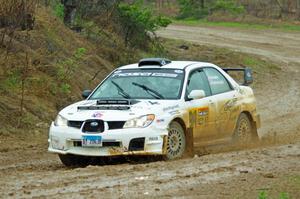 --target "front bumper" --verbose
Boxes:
[48,122,168,157]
